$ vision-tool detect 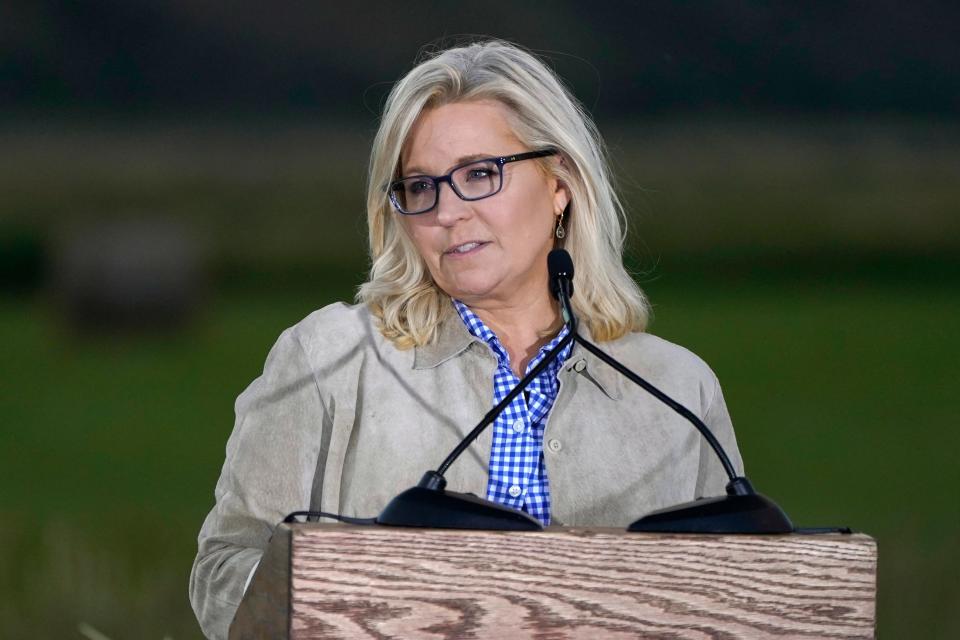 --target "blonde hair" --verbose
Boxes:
[357,39,649,347]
